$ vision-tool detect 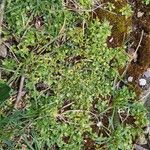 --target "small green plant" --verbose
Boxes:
[143,0,150,5]
[120,4,133,18]
[104,2,115,12]
[0,82,11,104]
